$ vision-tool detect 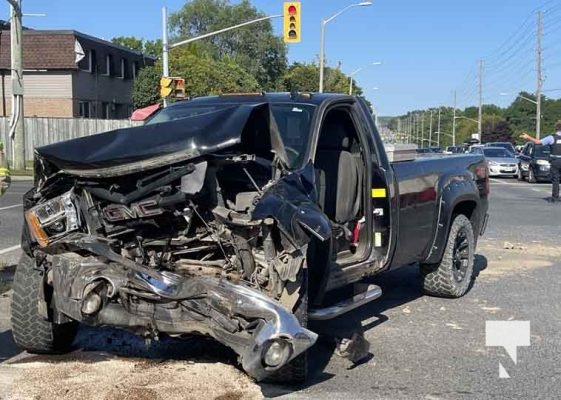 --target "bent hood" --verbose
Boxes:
[36,103,288,177]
